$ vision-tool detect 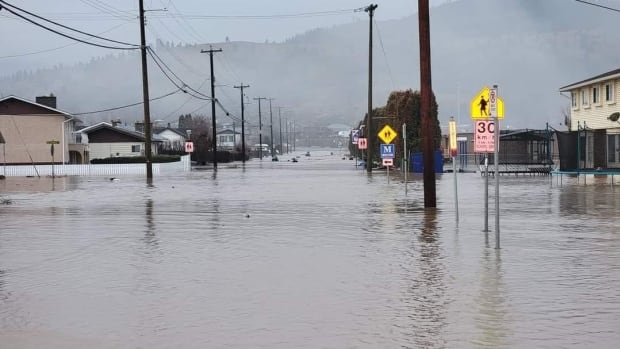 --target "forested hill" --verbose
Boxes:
[1,0,618,129]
